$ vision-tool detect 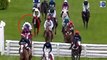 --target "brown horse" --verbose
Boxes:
[32,16,40,36]
[19,43,32,60]
[44,26,53,42]
[64,25,74,43]
[40,0,49,20]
